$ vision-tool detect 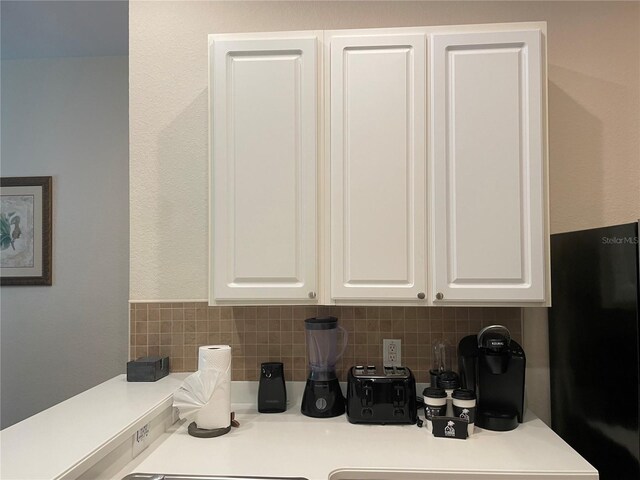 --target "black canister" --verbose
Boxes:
[423,386,447,431]
[452,388,477,436]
